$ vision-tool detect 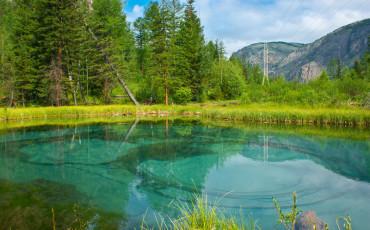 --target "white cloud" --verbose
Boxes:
[127,4,144,22]
[193,0,370,55]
